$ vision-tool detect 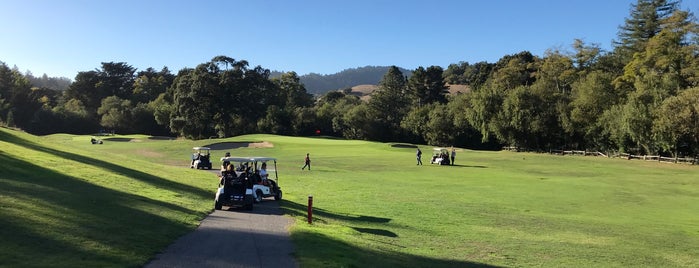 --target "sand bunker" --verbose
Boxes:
[390,143,417,148]
[204,141,274,150]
